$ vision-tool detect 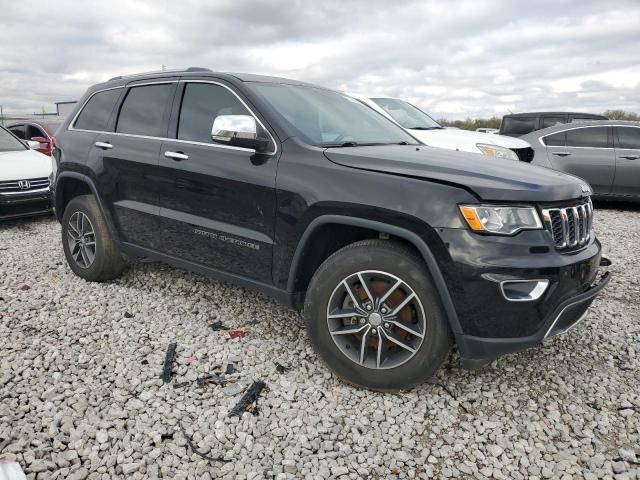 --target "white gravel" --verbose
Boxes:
[0,206,639,480]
